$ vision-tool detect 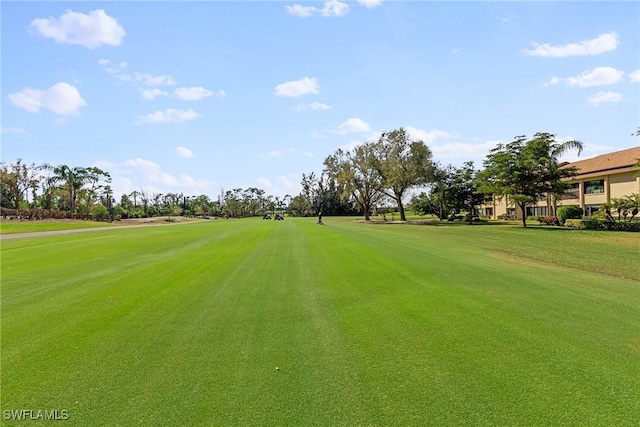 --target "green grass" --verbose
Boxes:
[0,220,121,235]
[2,218,639,426]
